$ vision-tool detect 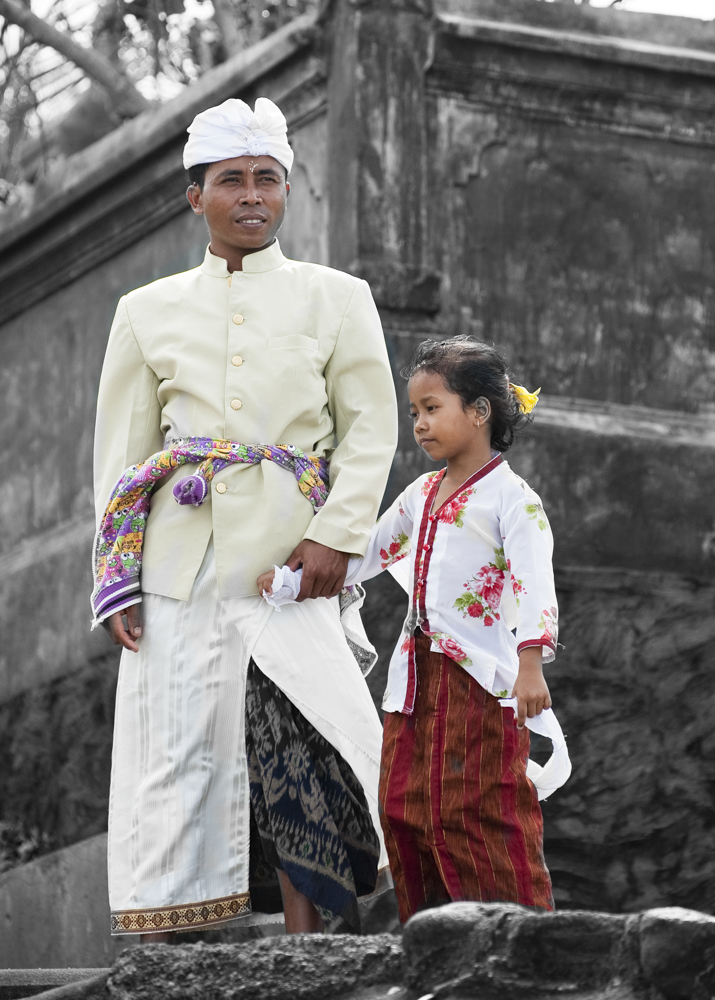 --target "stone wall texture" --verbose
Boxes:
[0,0,714,957]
